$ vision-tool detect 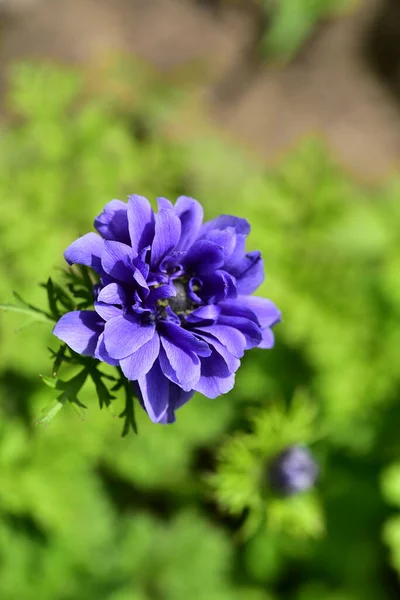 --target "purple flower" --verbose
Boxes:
[268,445,318,495]
[53,195,281,423]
